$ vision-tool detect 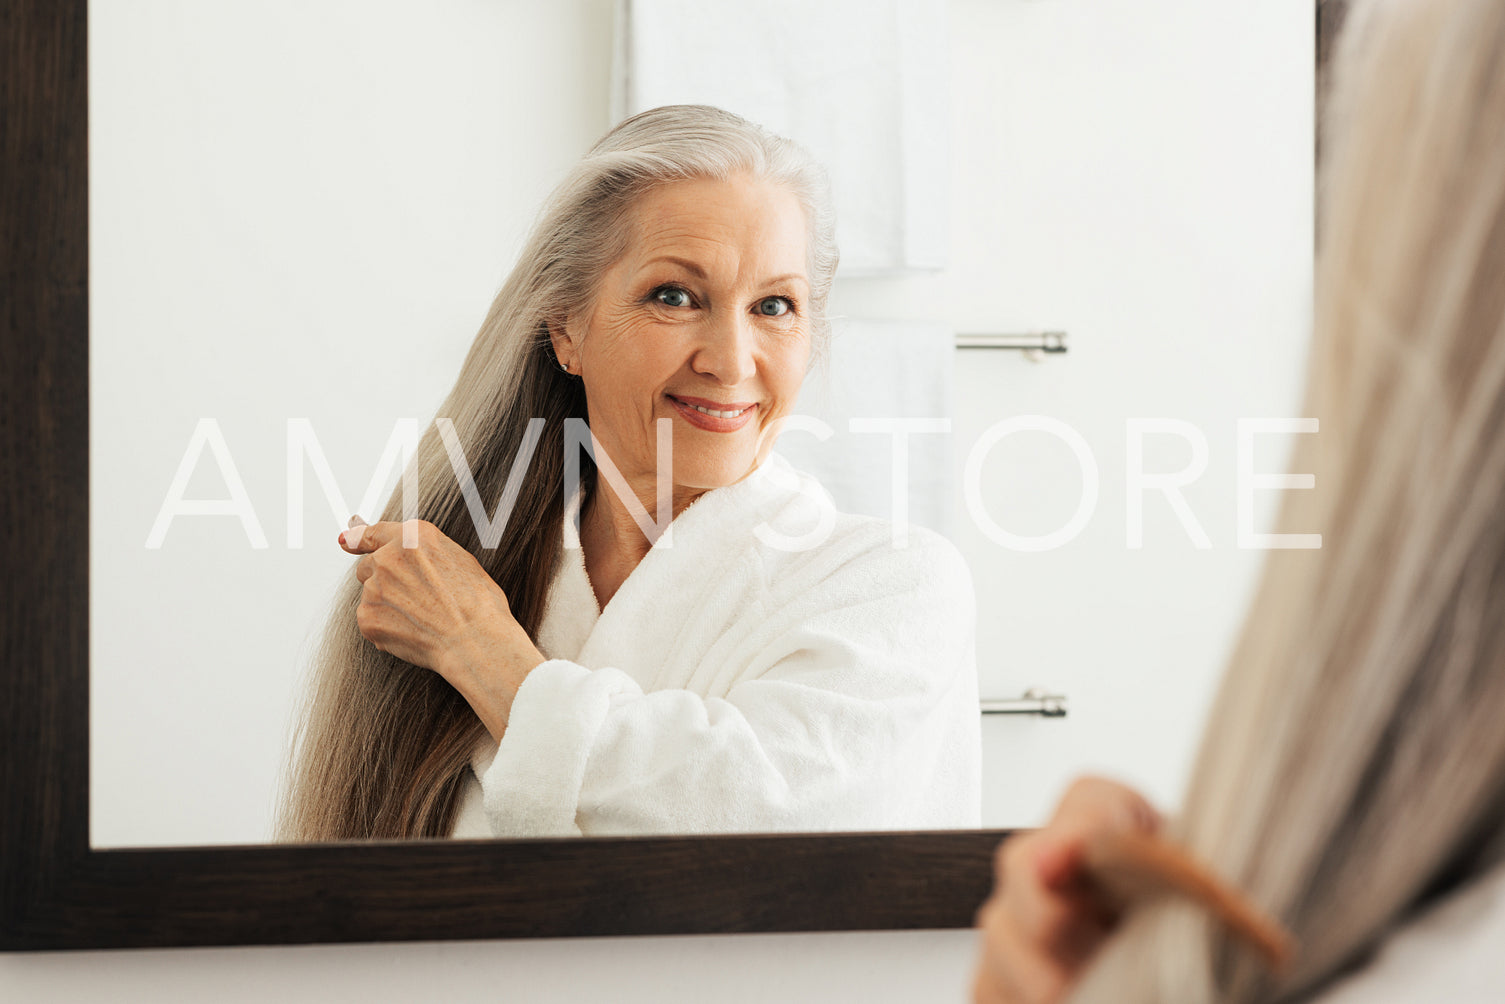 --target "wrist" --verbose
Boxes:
[441,622,545,742]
